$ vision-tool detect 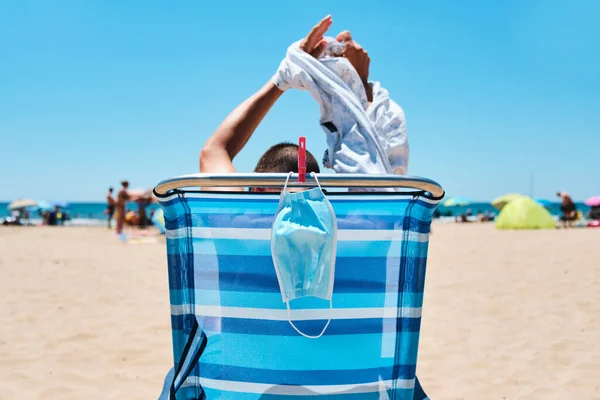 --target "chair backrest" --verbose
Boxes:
[156,173,443,400]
